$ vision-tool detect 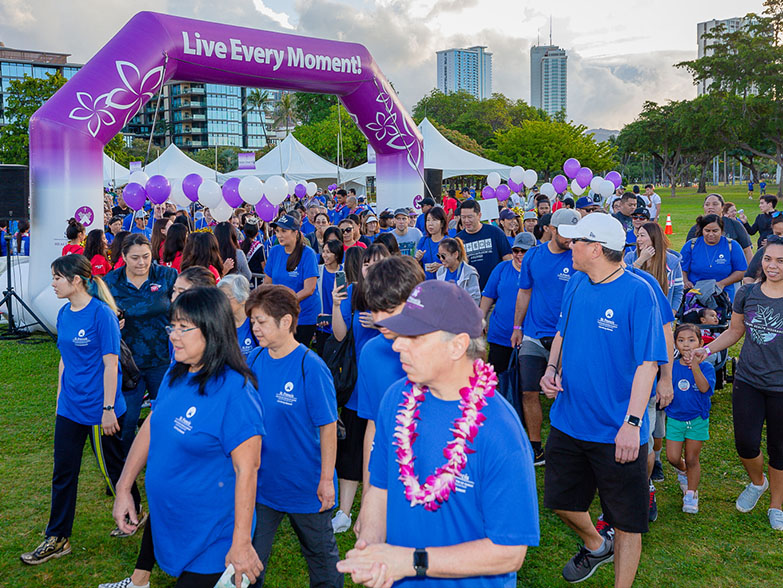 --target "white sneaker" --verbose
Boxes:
[98,578,150,588]
[331,510,352,534]
[736,477,769,513]
[682,491,699,514]
[676,469,688,494]
[769,508,783,531]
